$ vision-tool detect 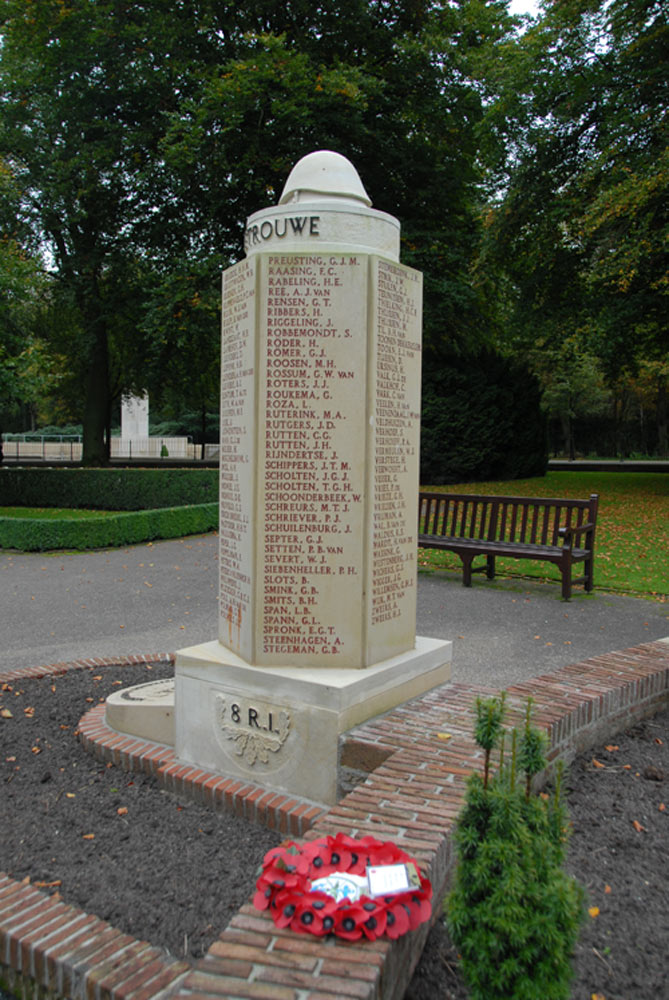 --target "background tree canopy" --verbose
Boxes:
[1,0,666,467]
